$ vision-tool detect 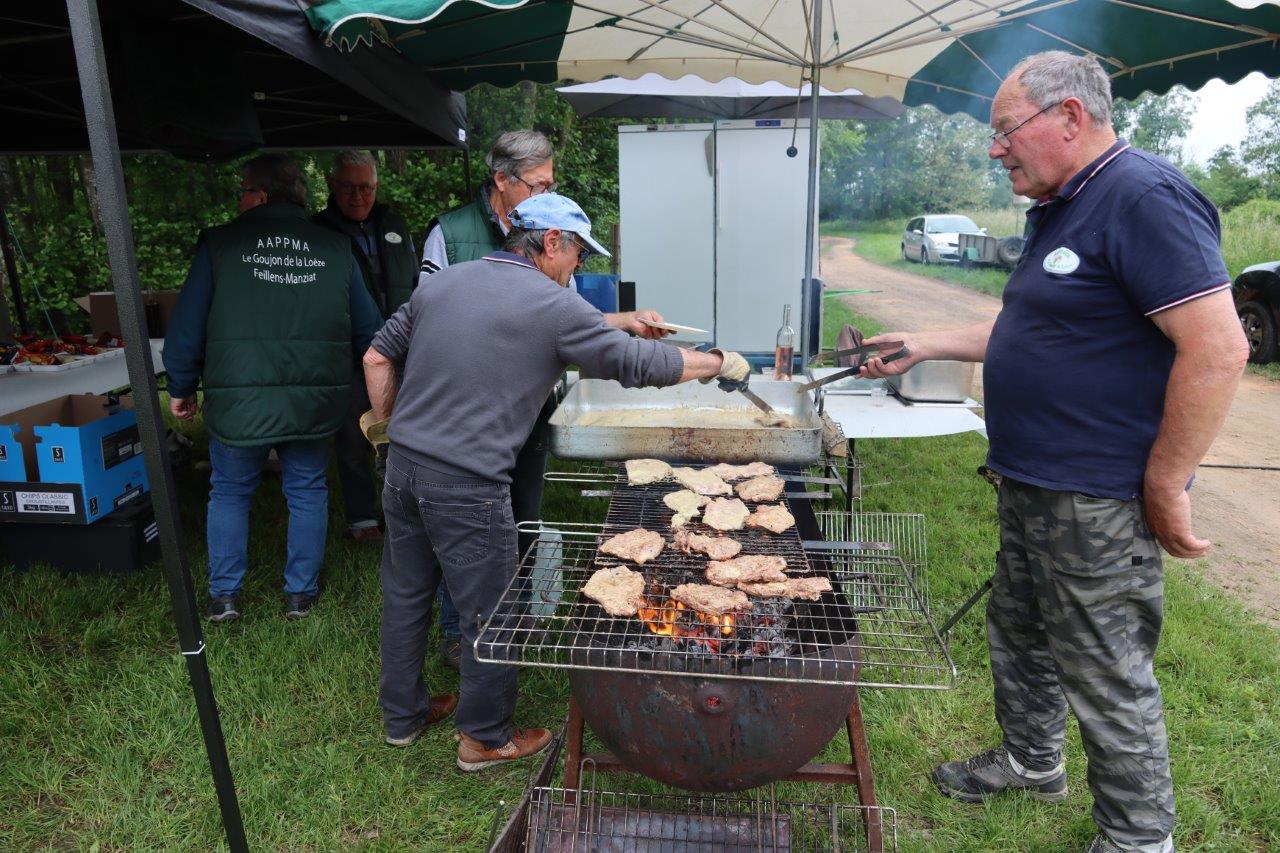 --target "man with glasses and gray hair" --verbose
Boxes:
[419,130,672,670]
[860,51,1247,853]
[313,150,419,546]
